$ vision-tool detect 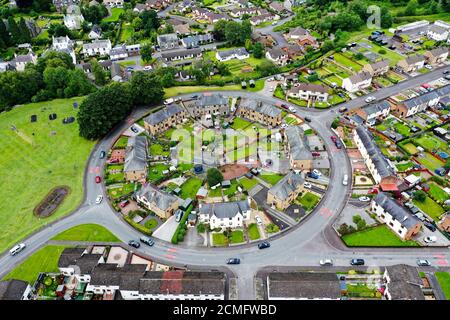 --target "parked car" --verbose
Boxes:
[99,150,106,159]
[109,158,119,164]
[227,258,240,265]
[365,96,375,103]
[350,258,365,266]
[339,107,348,113]
[358,196,370,202]
[9,243,26,256]
[304,117,312,122]
[130,126,139,133]
[335,141,343,149]
[258,241,271,249]
[319,259,333,266]
[423,236,437,243]
[95,176,101,183]
[255,215,263,226]
[140,236,155,246]
[443,70,450,75]
[119,200,129,208]
[417,259,431,266]
[330,136,337,143]
[342,174,348,186]
[95,195,103,204]
[307,172,320,179]
[424,222,436,232]
[304,182,312,189]
[289,106,296,113]
[128,240,140,248]
[311,152,321,157]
